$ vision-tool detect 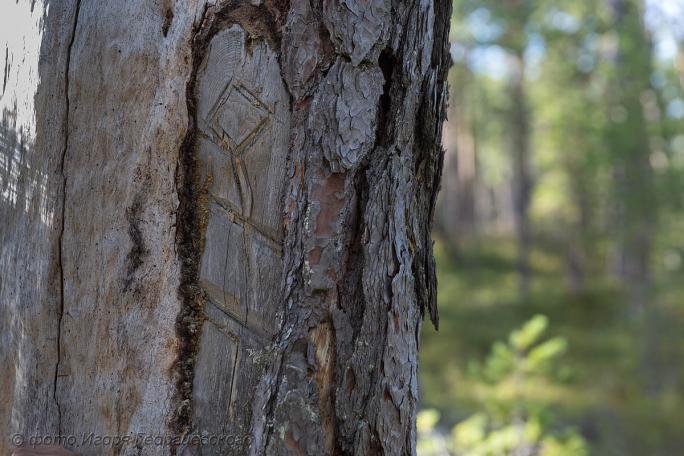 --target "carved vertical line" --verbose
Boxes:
[2,45,8,96]
[221,220,240,413]
[54,0,82,434]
